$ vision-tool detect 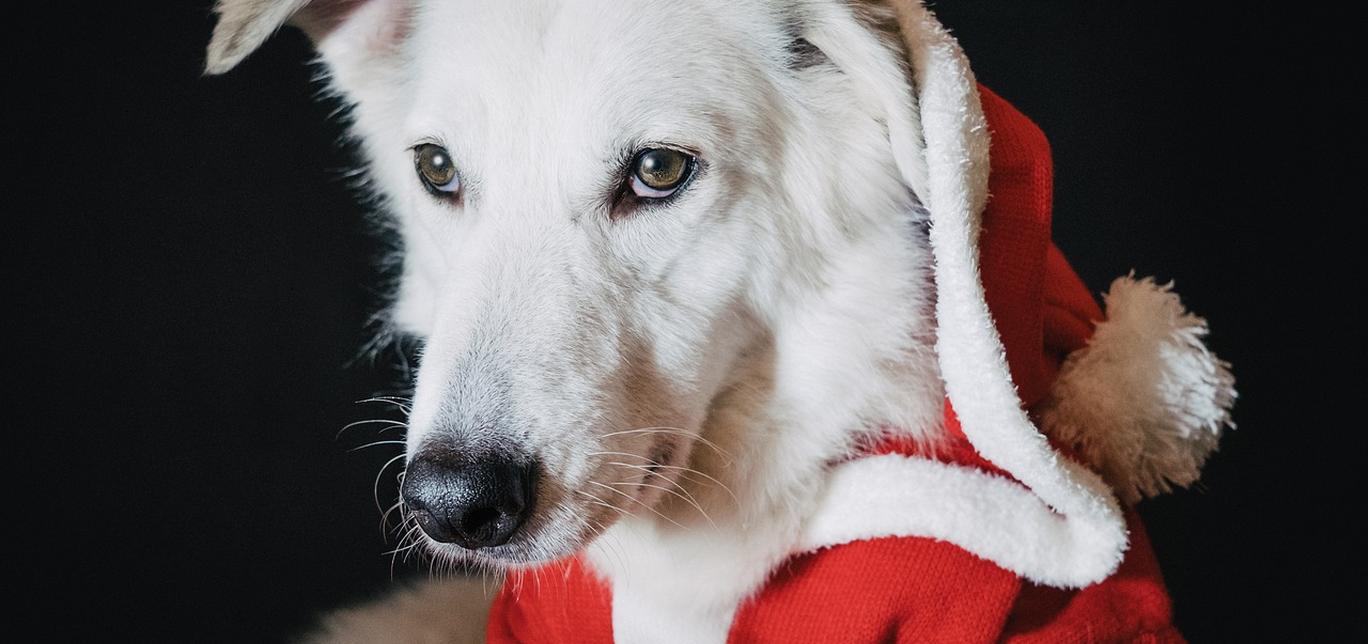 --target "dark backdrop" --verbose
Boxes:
[14,2,1358,642]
